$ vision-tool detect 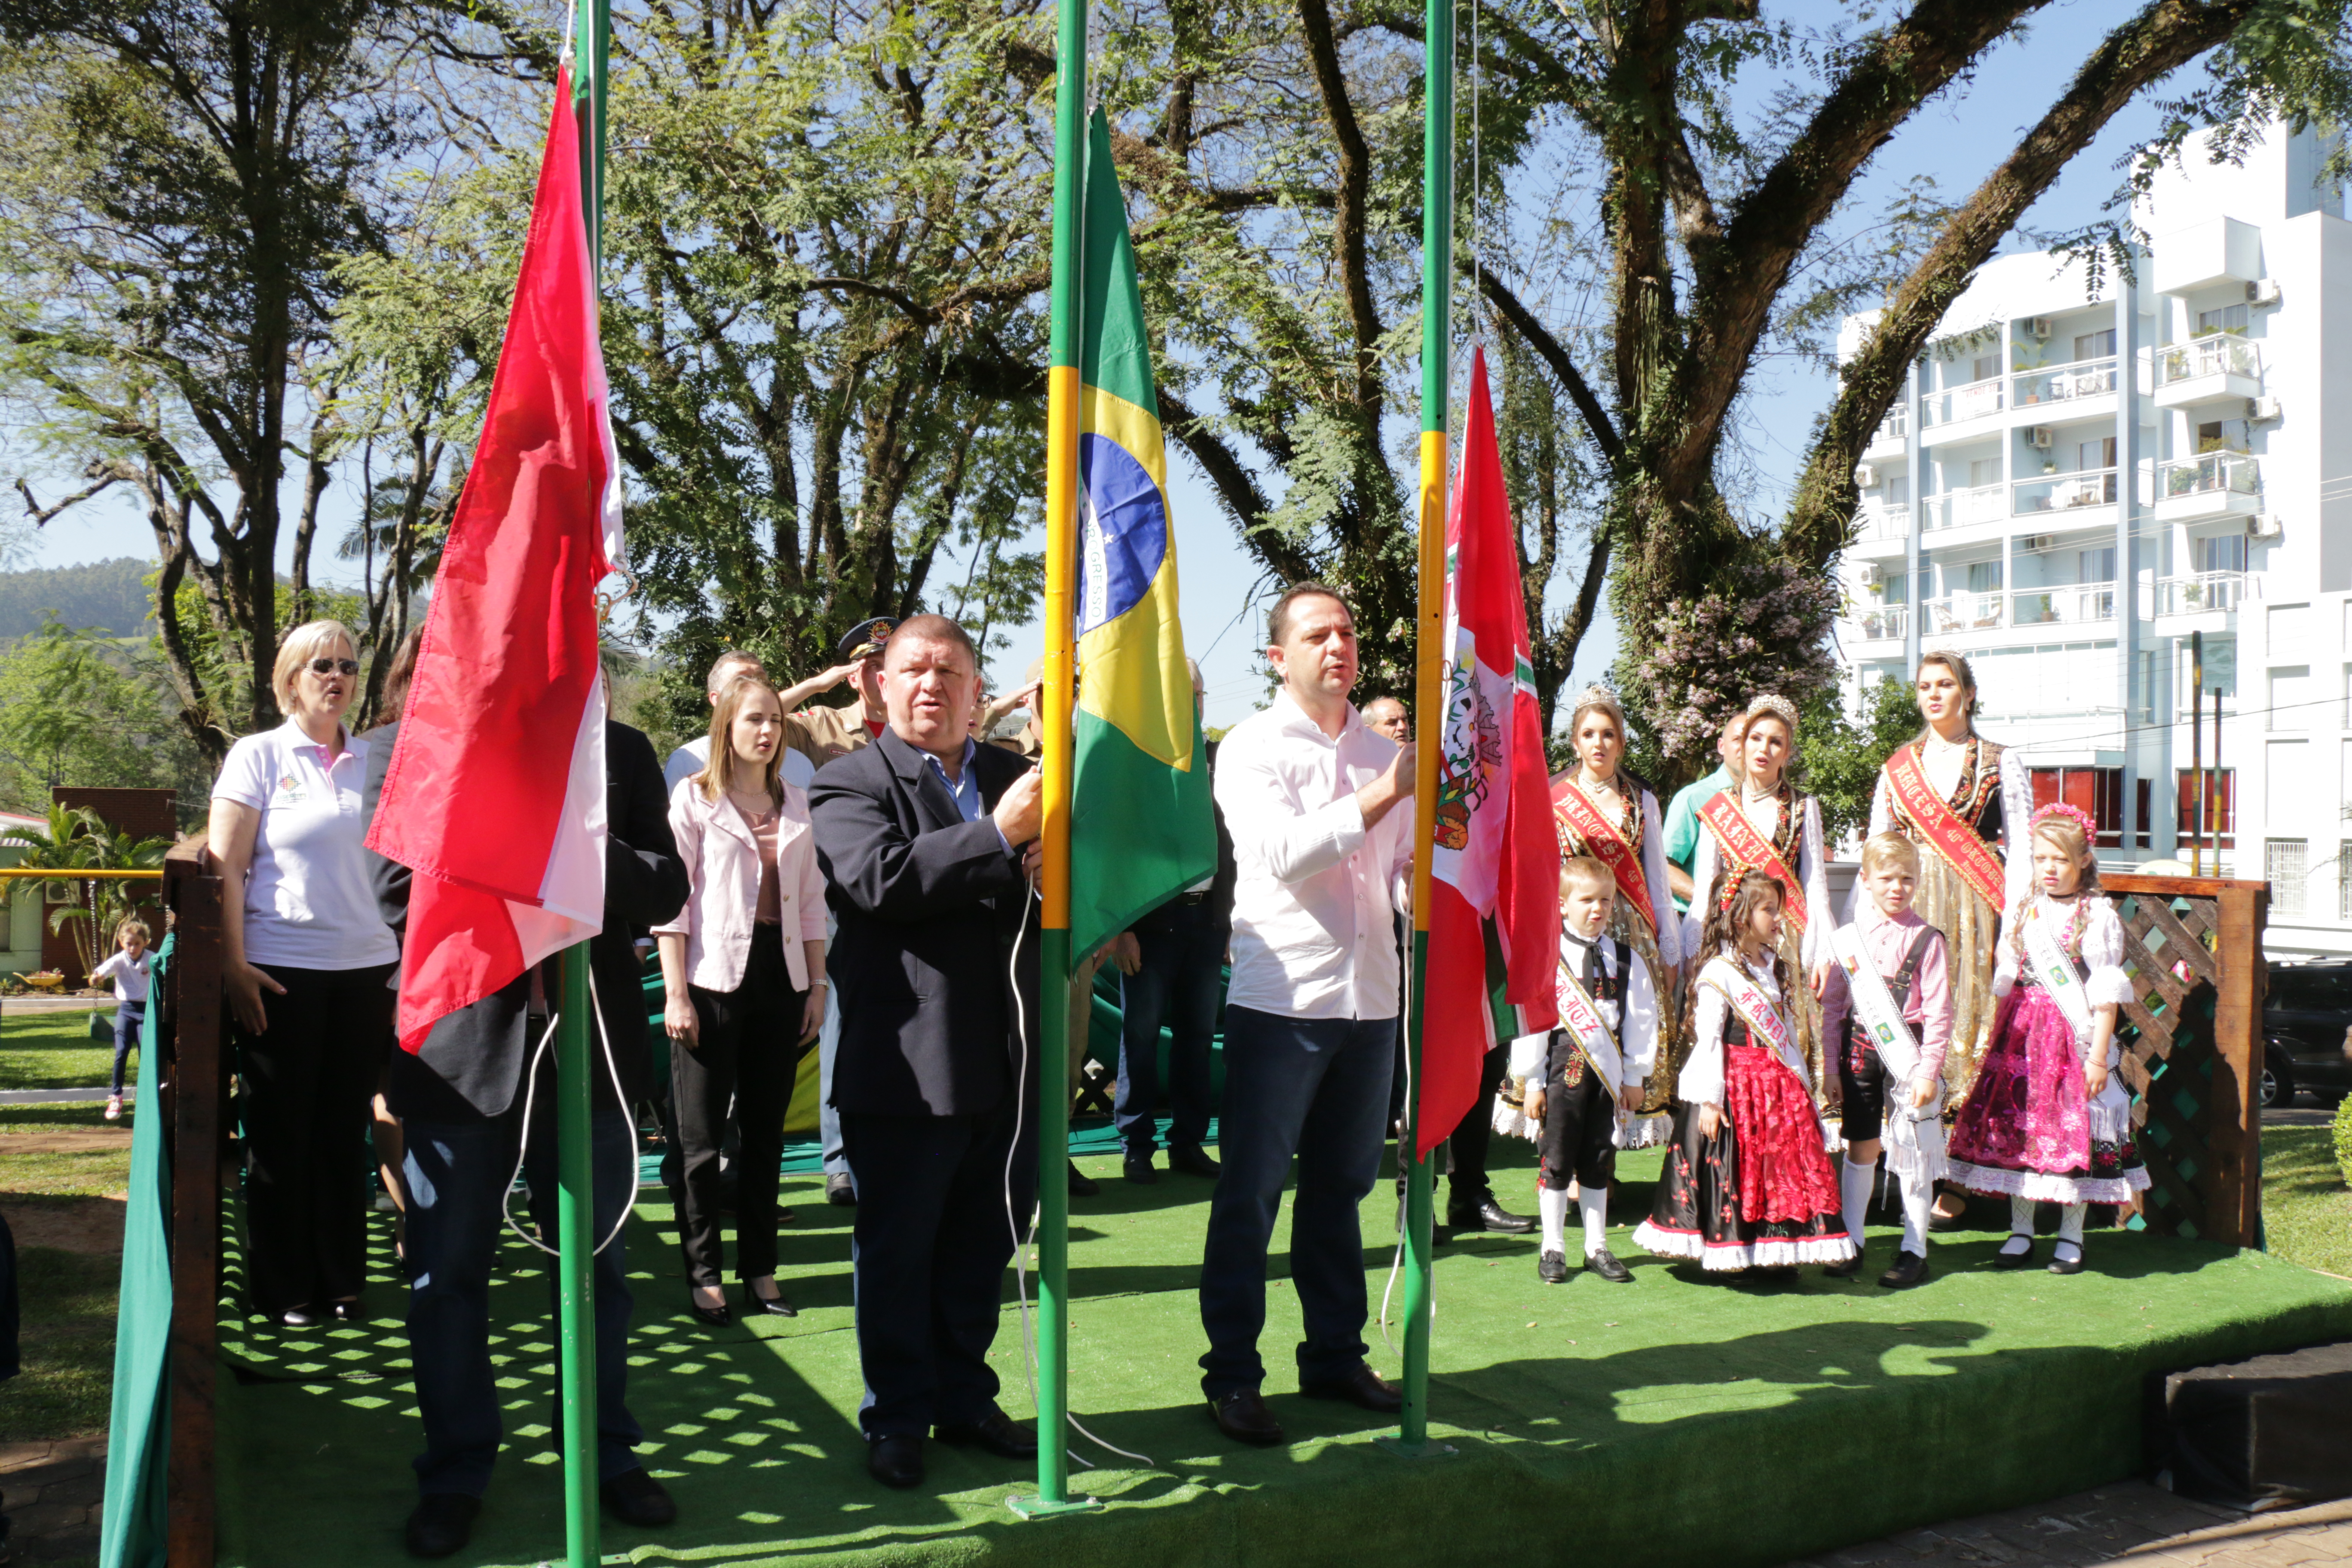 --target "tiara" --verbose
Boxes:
[2031,801,2098,838]
[1745,693,1799,731]
[1571,683,1623,712]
